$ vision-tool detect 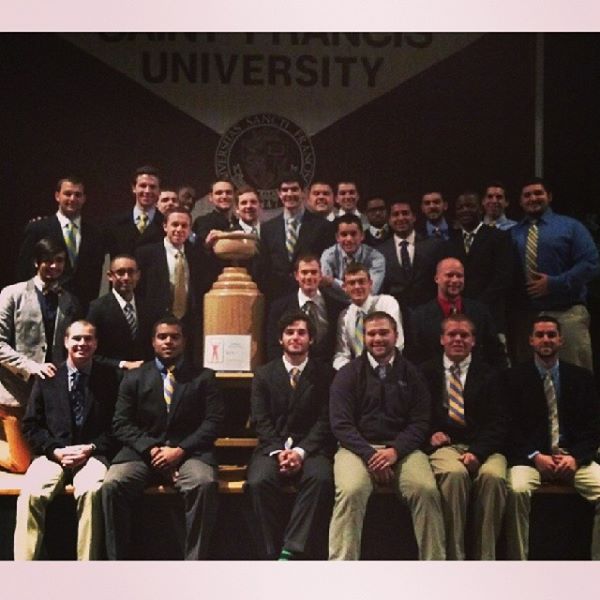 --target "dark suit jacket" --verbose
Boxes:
[17,215,105,311]
[86,292,154,368]
[380,233,443,313]
[364,227,391,248]
[192,209,236,243]
[22,361,120,463]
[503,360,600,466]
[105,209,164,259]
[419,356,506,462]
[251,358,335,458]
[265,288,349,362]
[406,297,507,368]
[442,225,513,331]
[258,211,335,301]
[111,359,224,466]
